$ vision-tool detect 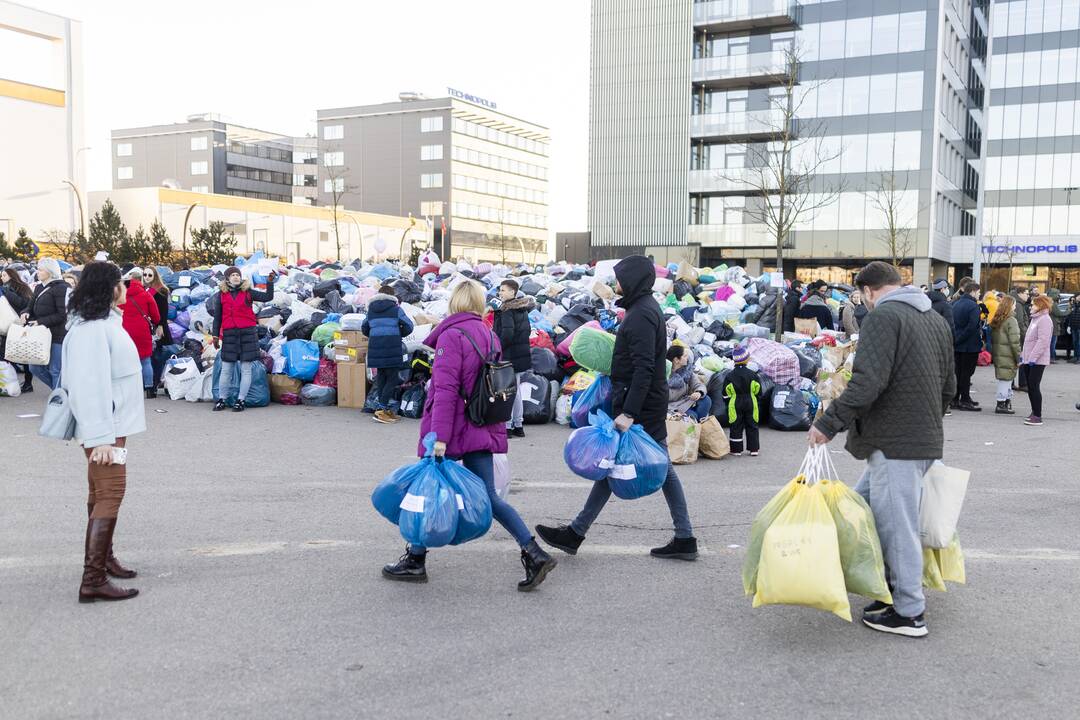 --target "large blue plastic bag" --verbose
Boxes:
[373,434,440,524]
[442,460,493,545]
[608,425,669,500]
[564,410,619,481]
[212,357,270,407]
[284,339,320,381]
[571,375,612,429]
[398,465,459,548]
